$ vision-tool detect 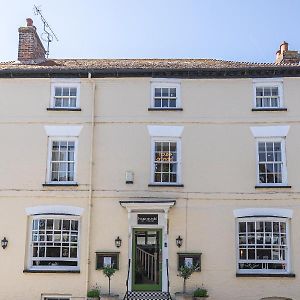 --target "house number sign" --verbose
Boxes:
[137,214,158,225]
